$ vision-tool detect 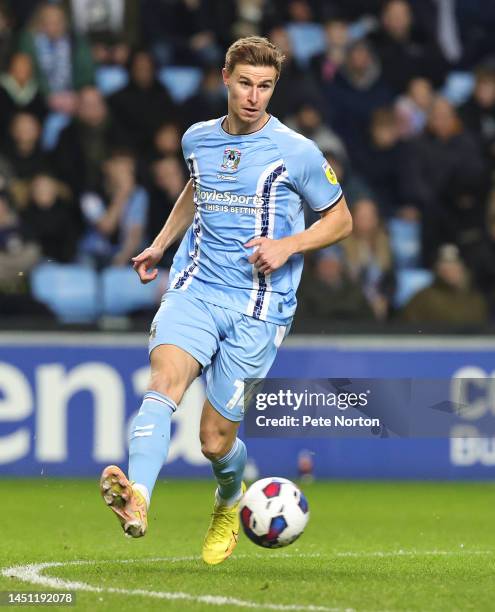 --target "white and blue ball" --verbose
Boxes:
[239,477,309,548]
